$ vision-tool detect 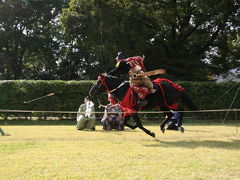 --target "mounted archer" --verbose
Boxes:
[109,52,165,106]
[89,74,198,136]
